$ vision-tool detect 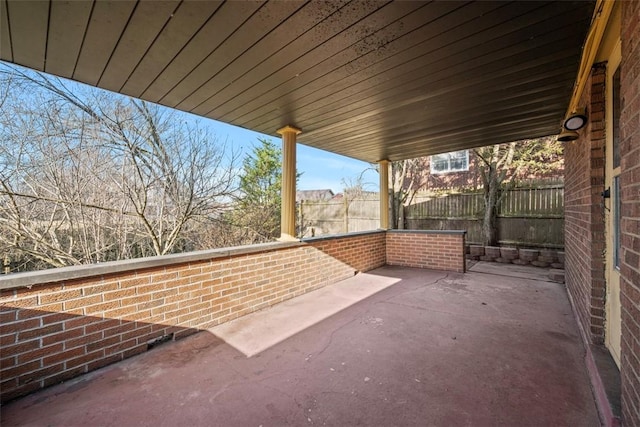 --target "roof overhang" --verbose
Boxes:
[0,0,595,162]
